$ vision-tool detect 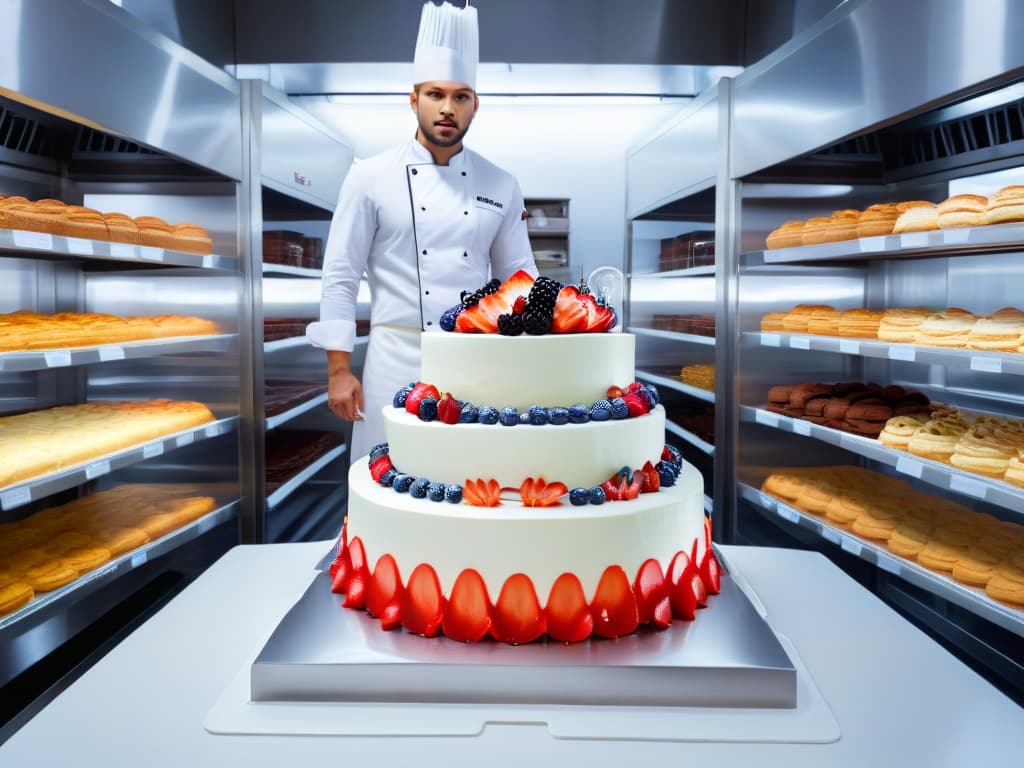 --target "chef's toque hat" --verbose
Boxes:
[413,1,479,89]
